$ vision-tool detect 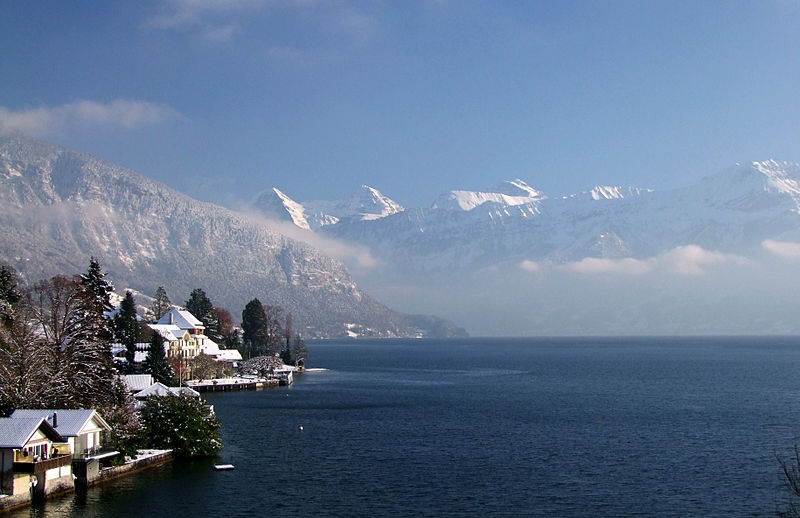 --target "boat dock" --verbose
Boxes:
[185,376,280,392]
